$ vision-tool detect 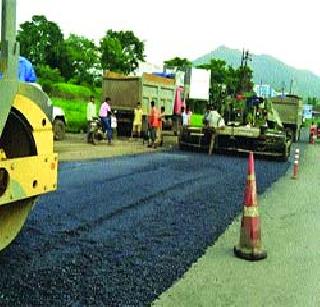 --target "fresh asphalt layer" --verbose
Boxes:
[0,147,291,305]
[154,142,320,306]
